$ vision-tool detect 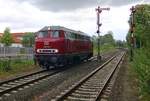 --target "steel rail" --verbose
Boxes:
[95,52,125,100]
[0,69,62,96]
[0,55,98,96]
[55,54,117,101]
[0,69,46,85]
